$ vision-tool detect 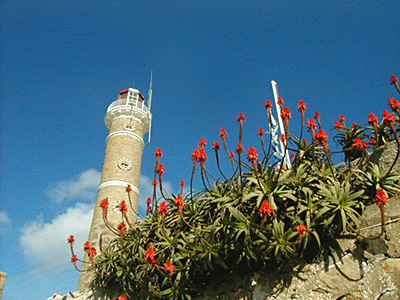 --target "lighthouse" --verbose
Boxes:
[78,86,152,291]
